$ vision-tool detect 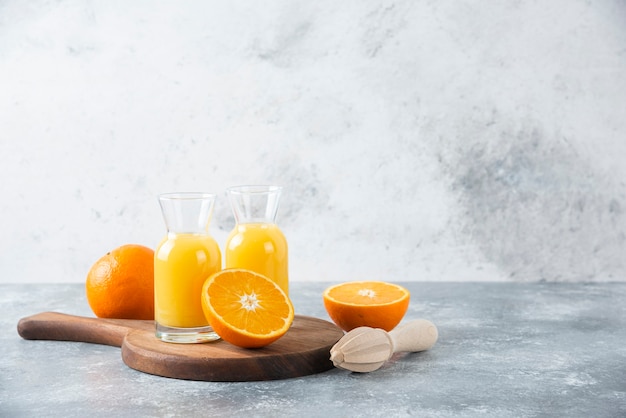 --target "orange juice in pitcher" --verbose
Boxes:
[225,186,288,295]
[154,193,222,343]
